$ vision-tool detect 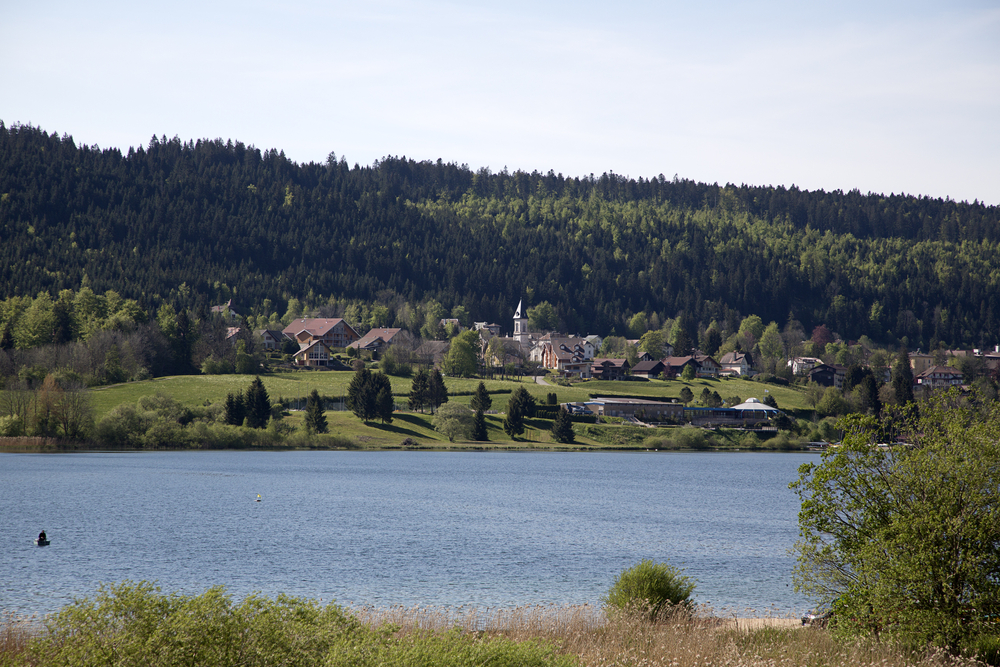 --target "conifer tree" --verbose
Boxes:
[409,369,429,412]
[245,376,271,429]
[427,368,448,413]
[223,391,246,426]
[503,386,535,438]
[374,373,394,424]
[551,406,575,443]
[472,408,488,441]
[304,389,328,433]
[892,346,915,405]
[679,387,694,405]
[347,367,377,422]
[470,381,492,413]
